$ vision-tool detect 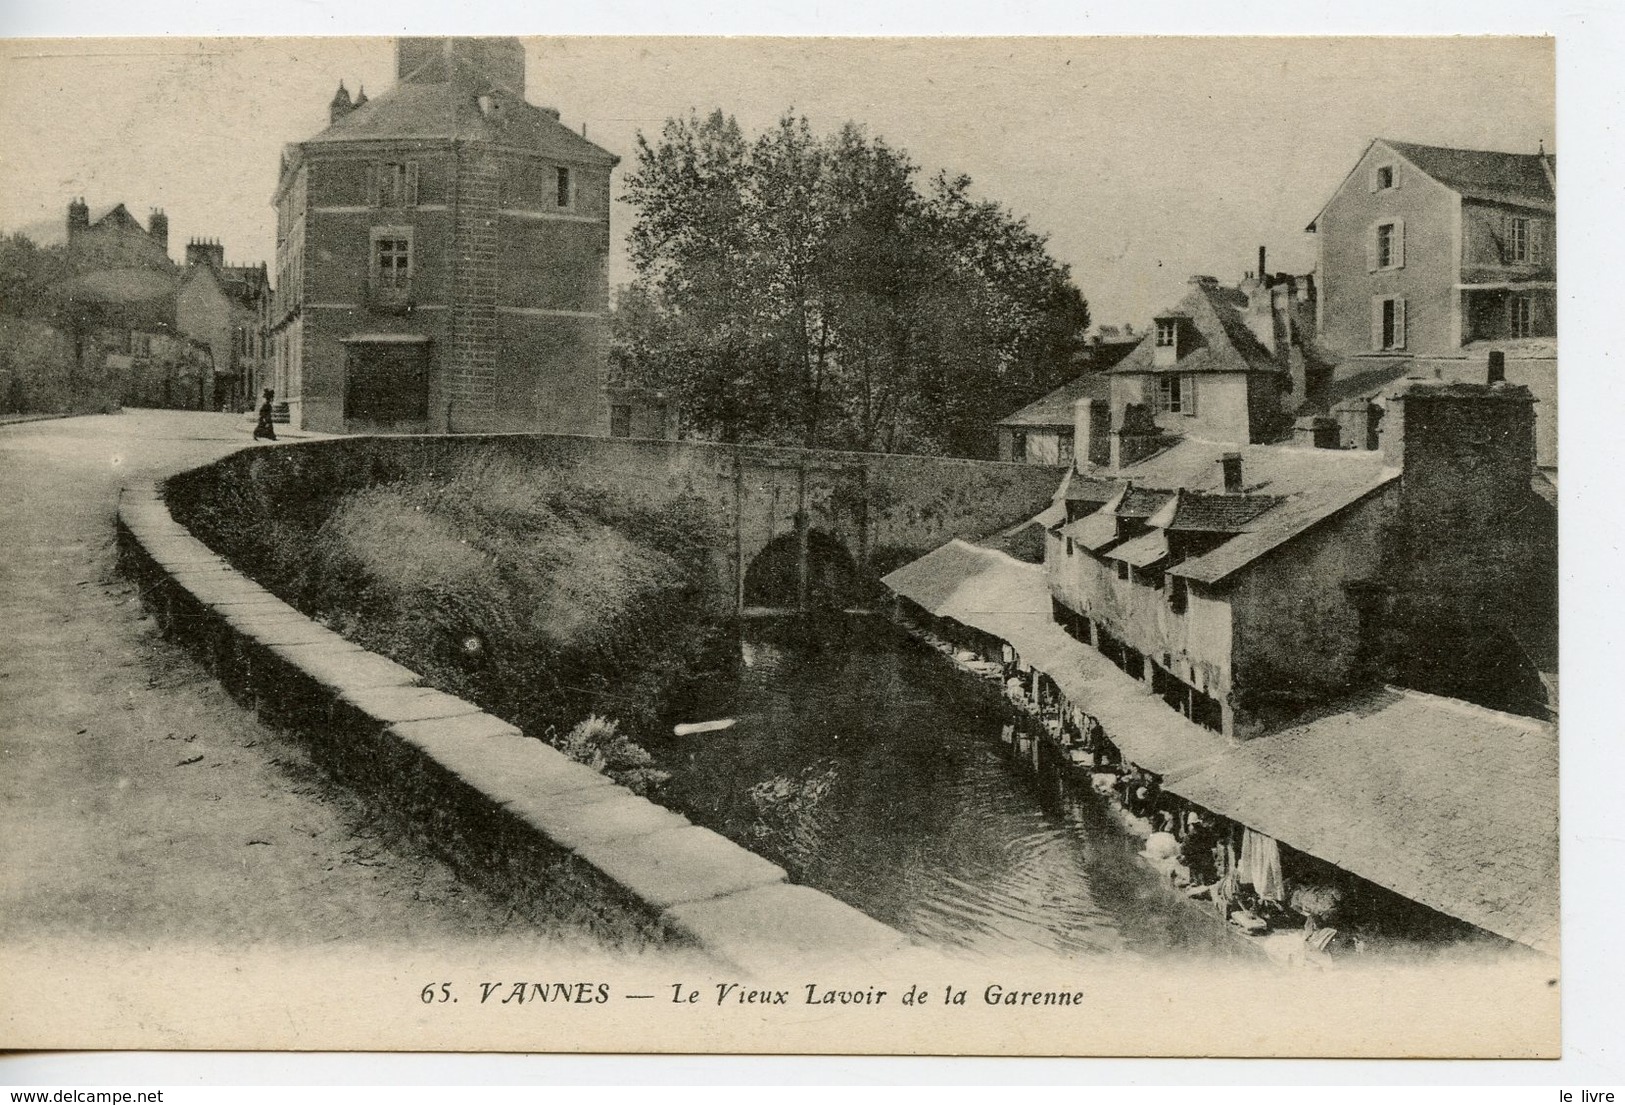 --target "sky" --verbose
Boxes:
[0,35,1554,330]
